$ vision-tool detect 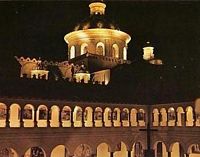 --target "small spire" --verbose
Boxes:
[143,41,154,60]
